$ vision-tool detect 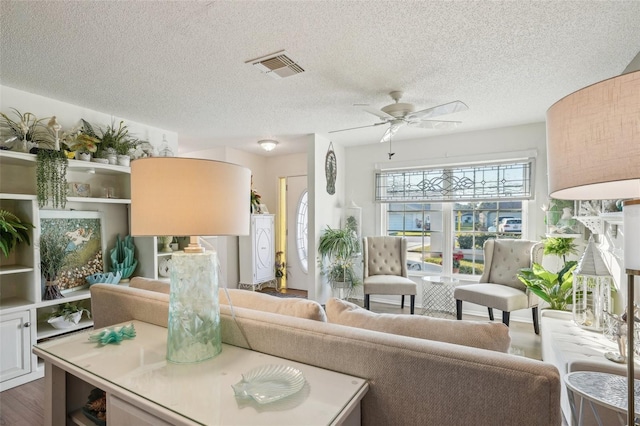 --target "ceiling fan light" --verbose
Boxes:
[258,139,278,151]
